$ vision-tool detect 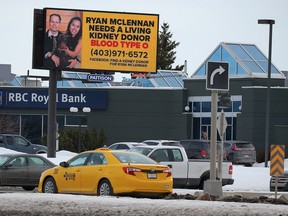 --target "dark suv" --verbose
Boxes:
[179,139,210,159]
[223,141,256,166]
[0,134,47,154]
[179,139,227,160]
